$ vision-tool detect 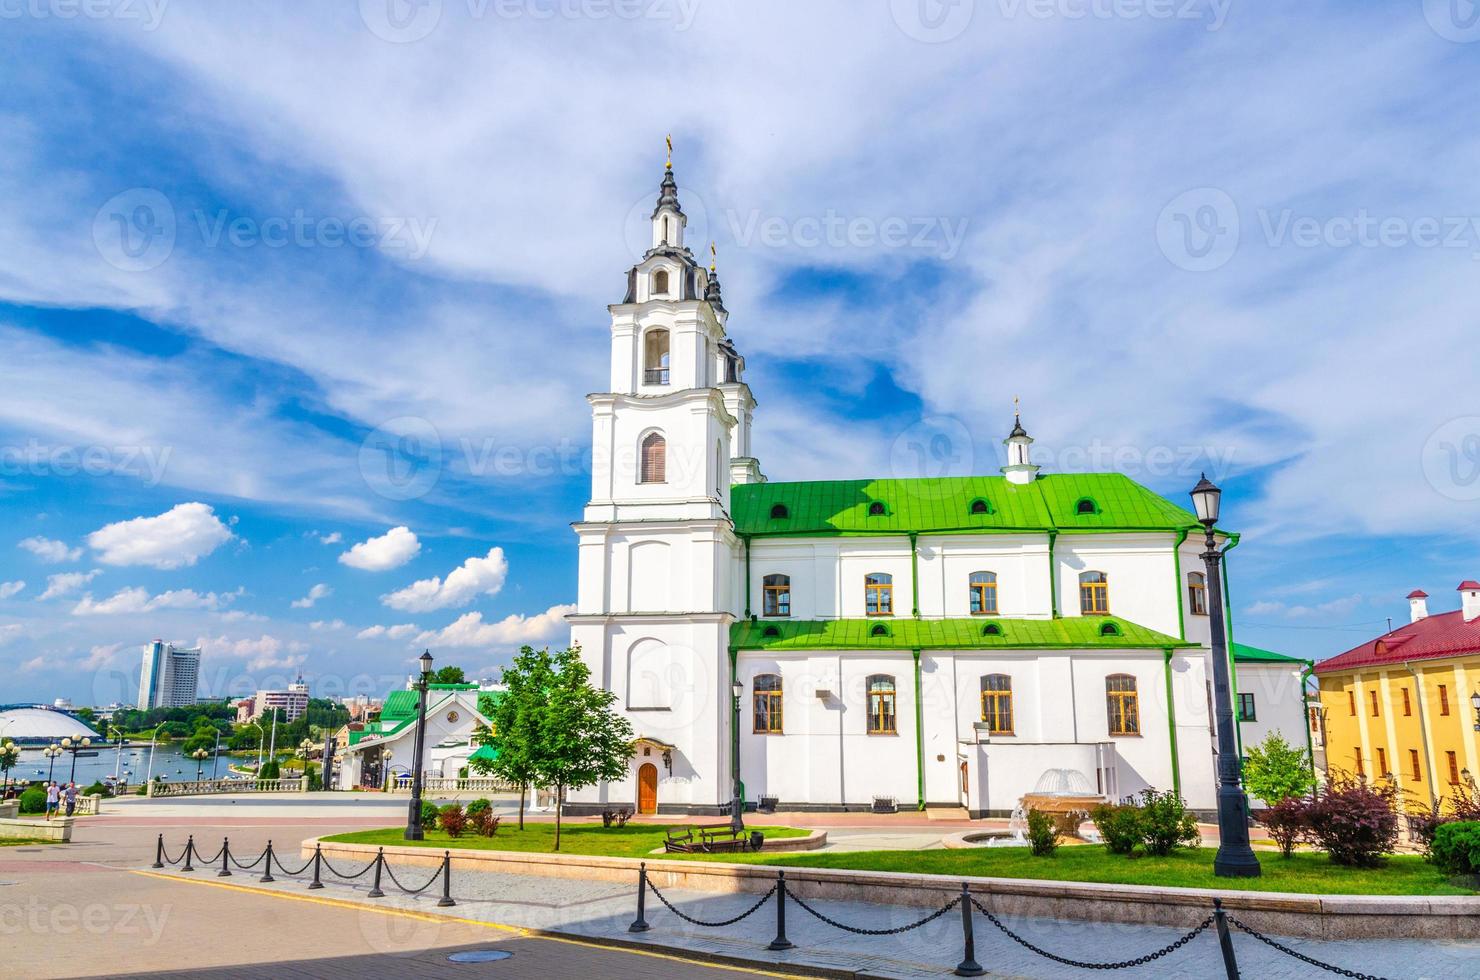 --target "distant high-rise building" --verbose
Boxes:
[235,675,311,723]
[137,640,201,709]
